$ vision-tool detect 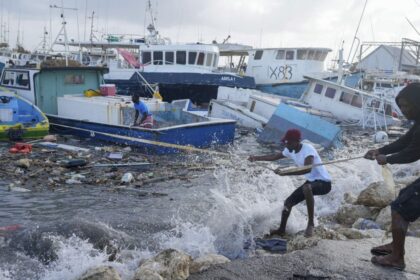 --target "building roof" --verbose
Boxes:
[360,45,417,67]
